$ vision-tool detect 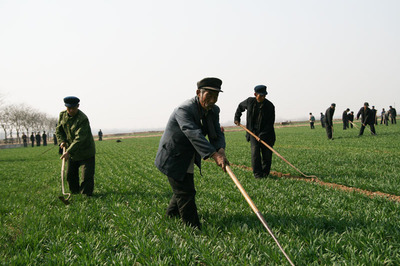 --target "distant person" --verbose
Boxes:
[53,133,58,145]
[384,110,390,126]
[155,77,228,230]
[35,132,41,146]
[42,131,47,146]
[389,105,397,124]
[22,132,28,147]
[380,108,386,125]
[309,113,315,129]
[342,108,350,130]
[320,112,326,128]
[356,102,376,136]
[371,106,378,125]
[98,129,103,141]
[324,103,336,139]
[348,111,354,128]
[30,132,35,147]
[56,96,96,196]
[234,85,276,178]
